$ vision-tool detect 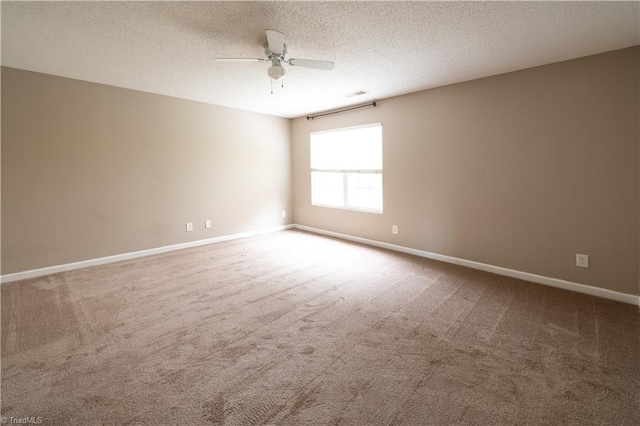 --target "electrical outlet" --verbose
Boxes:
[281,210,287,218]
[205,220,211,229]
[576,254,589,268]
[186,222,193,232]
[392,225,399,235]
